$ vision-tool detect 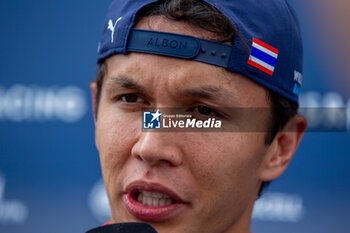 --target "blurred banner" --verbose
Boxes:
[0,0,349,233]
